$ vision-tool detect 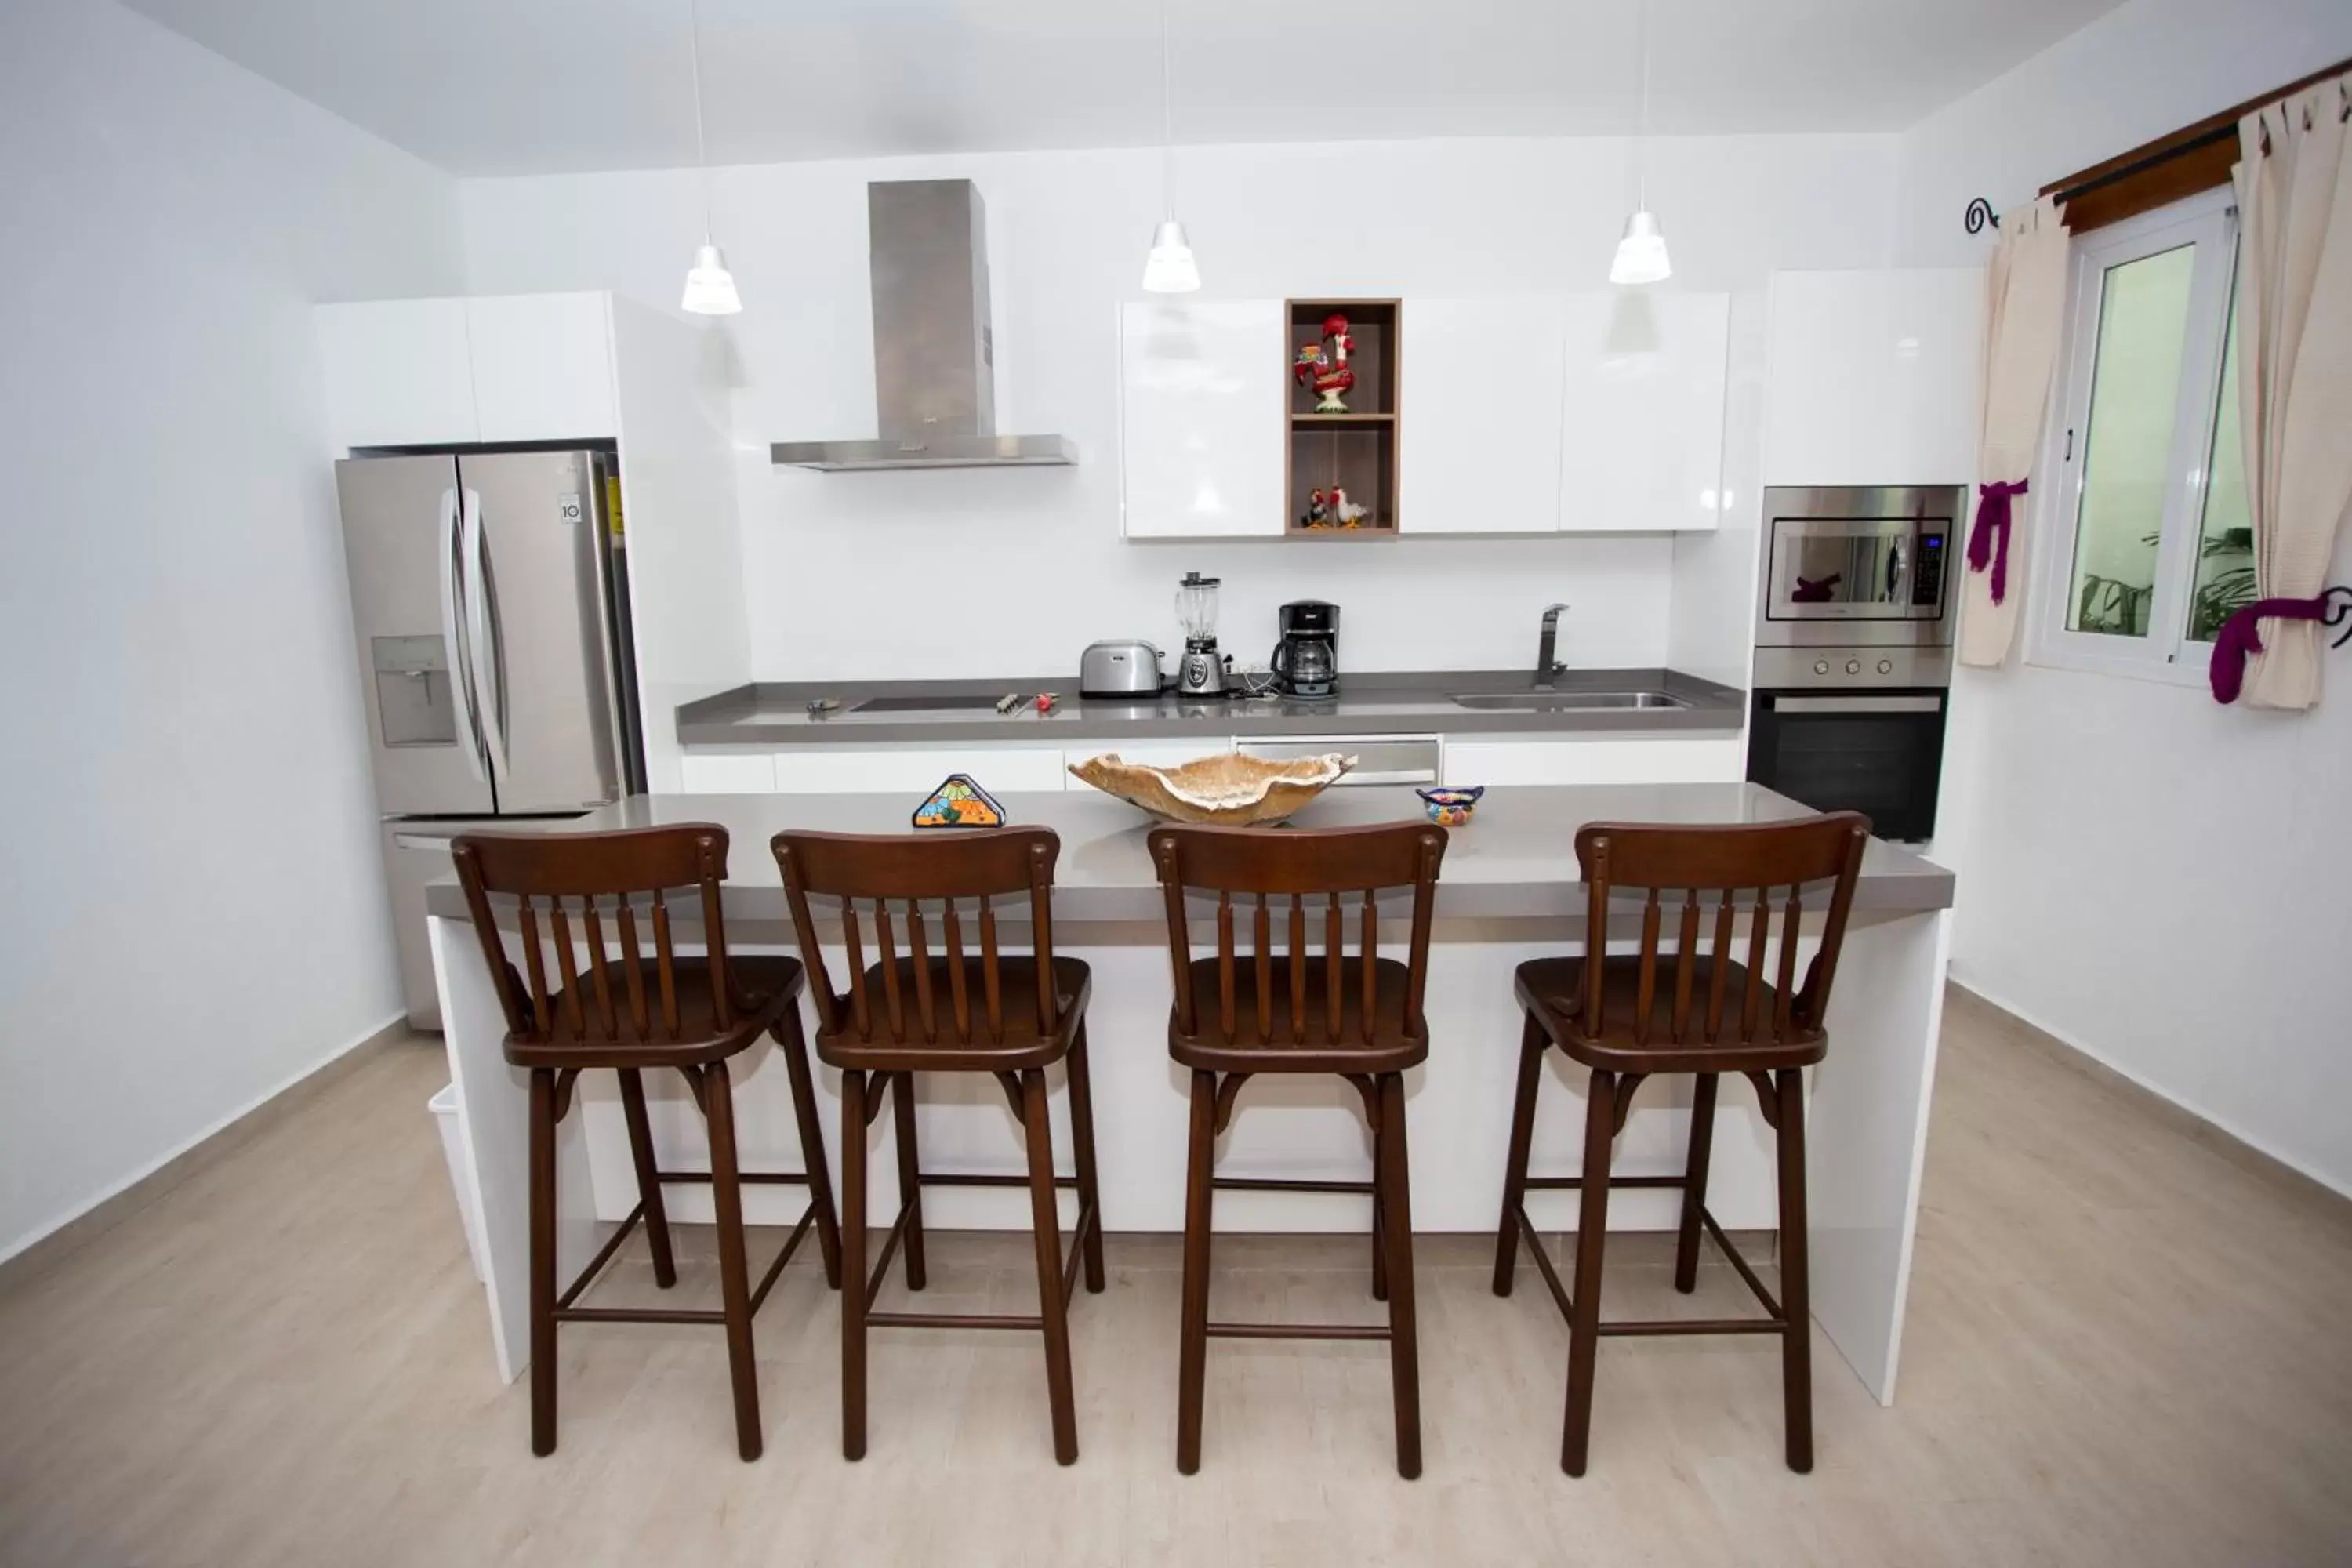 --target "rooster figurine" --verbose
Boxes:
[1294,312,1357,412]
[1330,486,1370,528]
